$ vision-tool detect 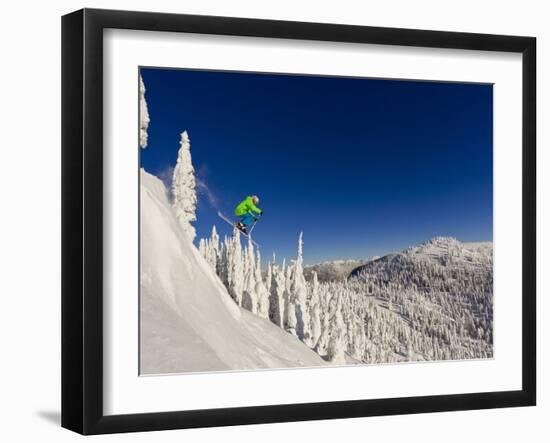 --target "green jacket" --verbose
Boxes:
[234,196,262,216]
